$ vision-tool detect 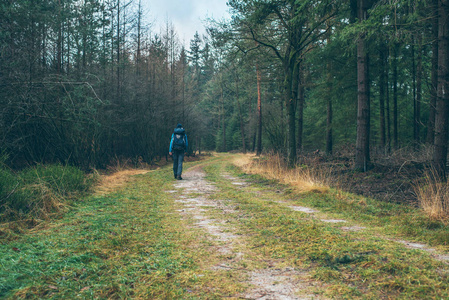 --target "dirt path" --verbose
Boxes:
[165,161,449,299]
[169,166,318,300]
[3,157,449,299]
